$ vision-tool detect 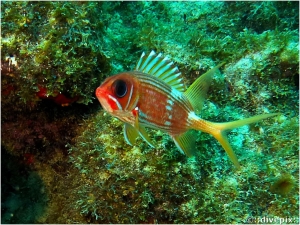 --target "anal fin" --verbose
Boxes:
[172,130,197,157]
